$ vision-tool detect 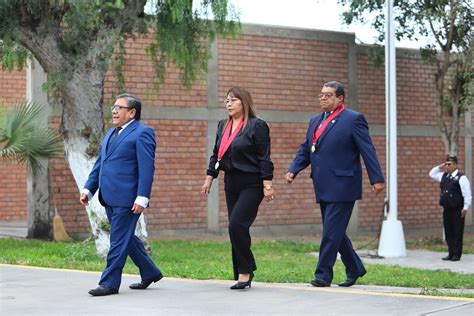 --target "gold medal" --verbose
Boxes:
[215,161,220,170]
[311,144,316,153]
